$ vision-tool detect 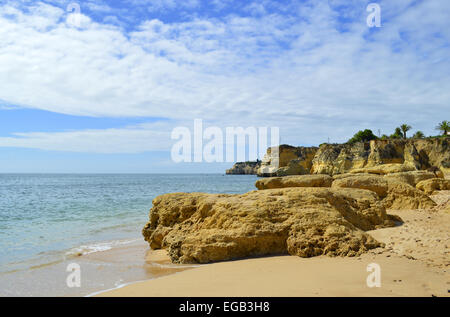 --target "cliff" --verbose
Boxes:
[256,138,450,176]
[258,144,318,177]
[226,160,261,175]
